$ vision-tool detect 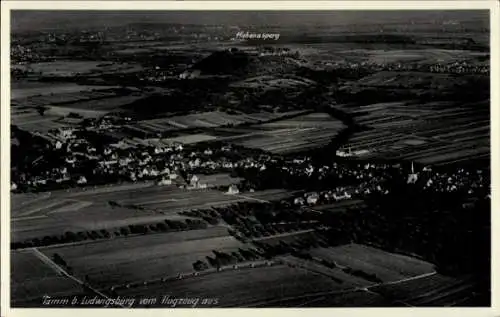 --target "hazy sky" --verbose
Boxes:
[11,10,489,32]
